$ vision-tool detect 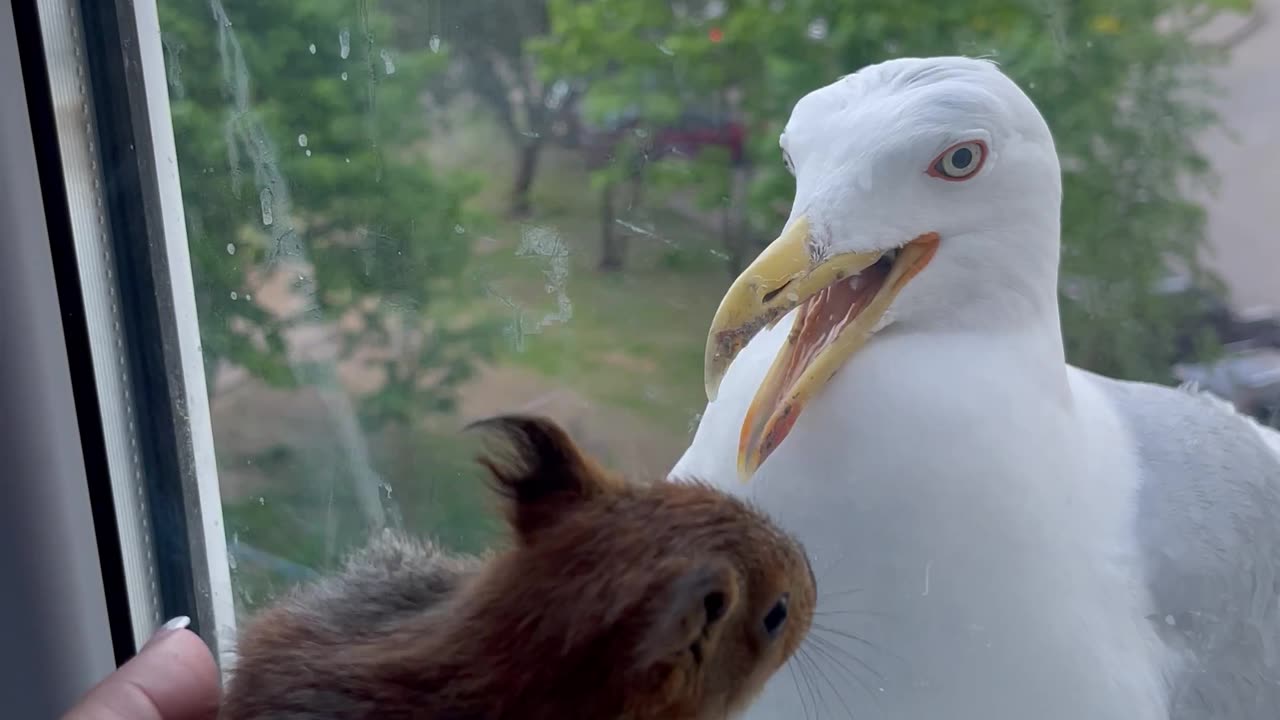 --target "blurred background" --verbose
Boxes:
[153,0,1280,616]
